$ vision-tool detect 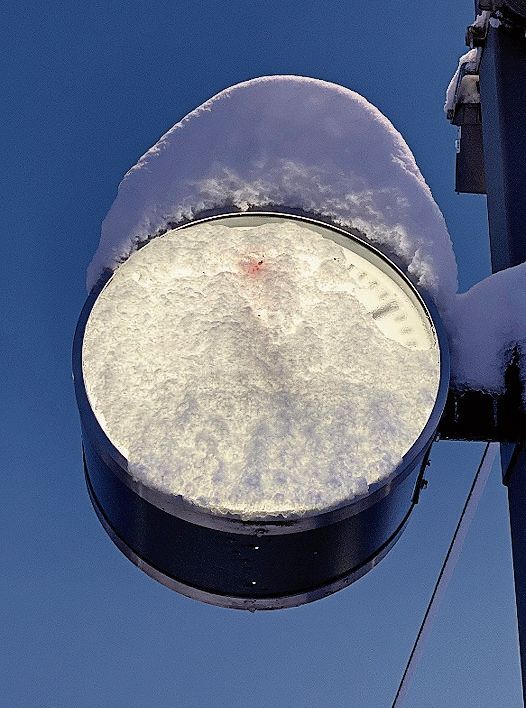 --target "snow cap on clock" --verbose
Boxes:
[87,75,458,311]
